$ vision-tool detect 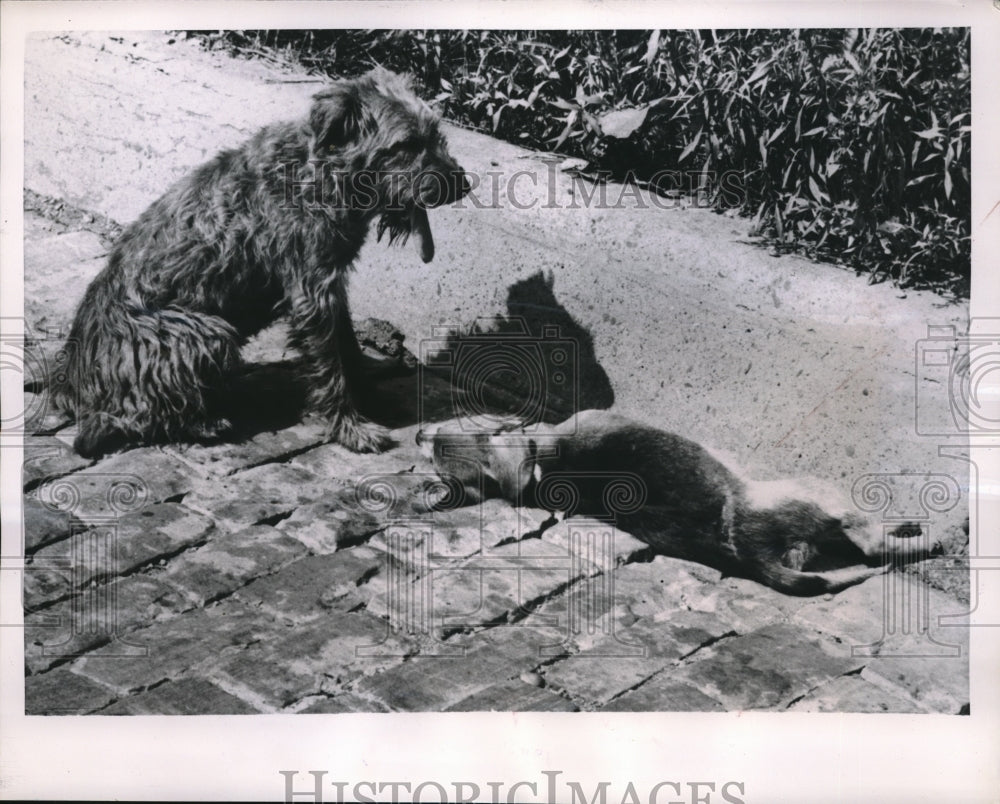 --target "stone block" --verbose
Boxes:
[22,495,73,553]
[209,612,411,710]
[25,572,190,674]
[297,694,390,713]
[113,573,194,628]
[603,556,722,619]
[277,501,381,554]
[543,653,664,707]
[23,555,73,612]
[429,539,591,631]
[672,623,865,710]
[232,546,383,622]
[601,677,725,712]
[445,679,578,712]
[526,577,733,661]
[31,448,194,524]
[162,524,308,605]
[25,667,116,715]
[166,422,326,477]
[540,517,650,569]
[22,437,91,489]
[24,229,106,272]
[788,674,923,713]
[98,677,259,715]
[861,656,968,714]
[796,573,970,665]
[182,463,326,531]
[24,596,113,674]
[289,440,423,485]
[28,502,214,589]
[72,603,268,694]
[353,634,539,711]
